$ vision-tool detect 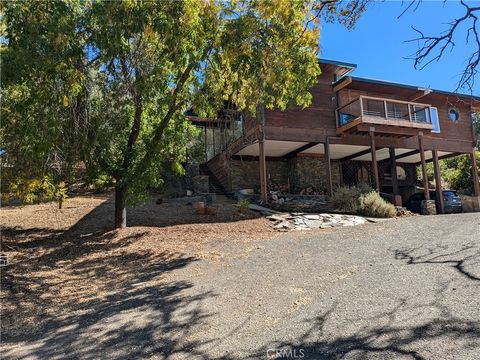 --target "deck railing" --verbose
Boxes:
[336,96,432,128]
